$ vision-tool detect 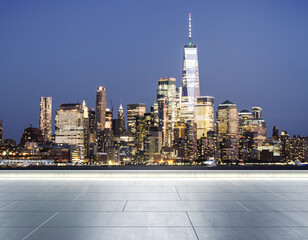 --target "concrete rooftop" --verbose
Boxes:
[1,174,308,239]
